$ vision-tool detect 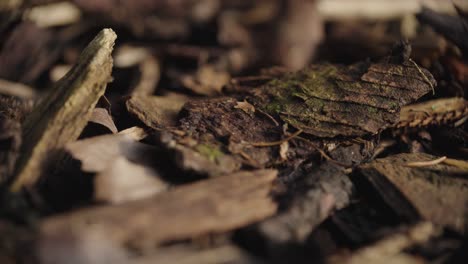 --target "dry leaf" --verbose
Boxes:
[89,108,118,134]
